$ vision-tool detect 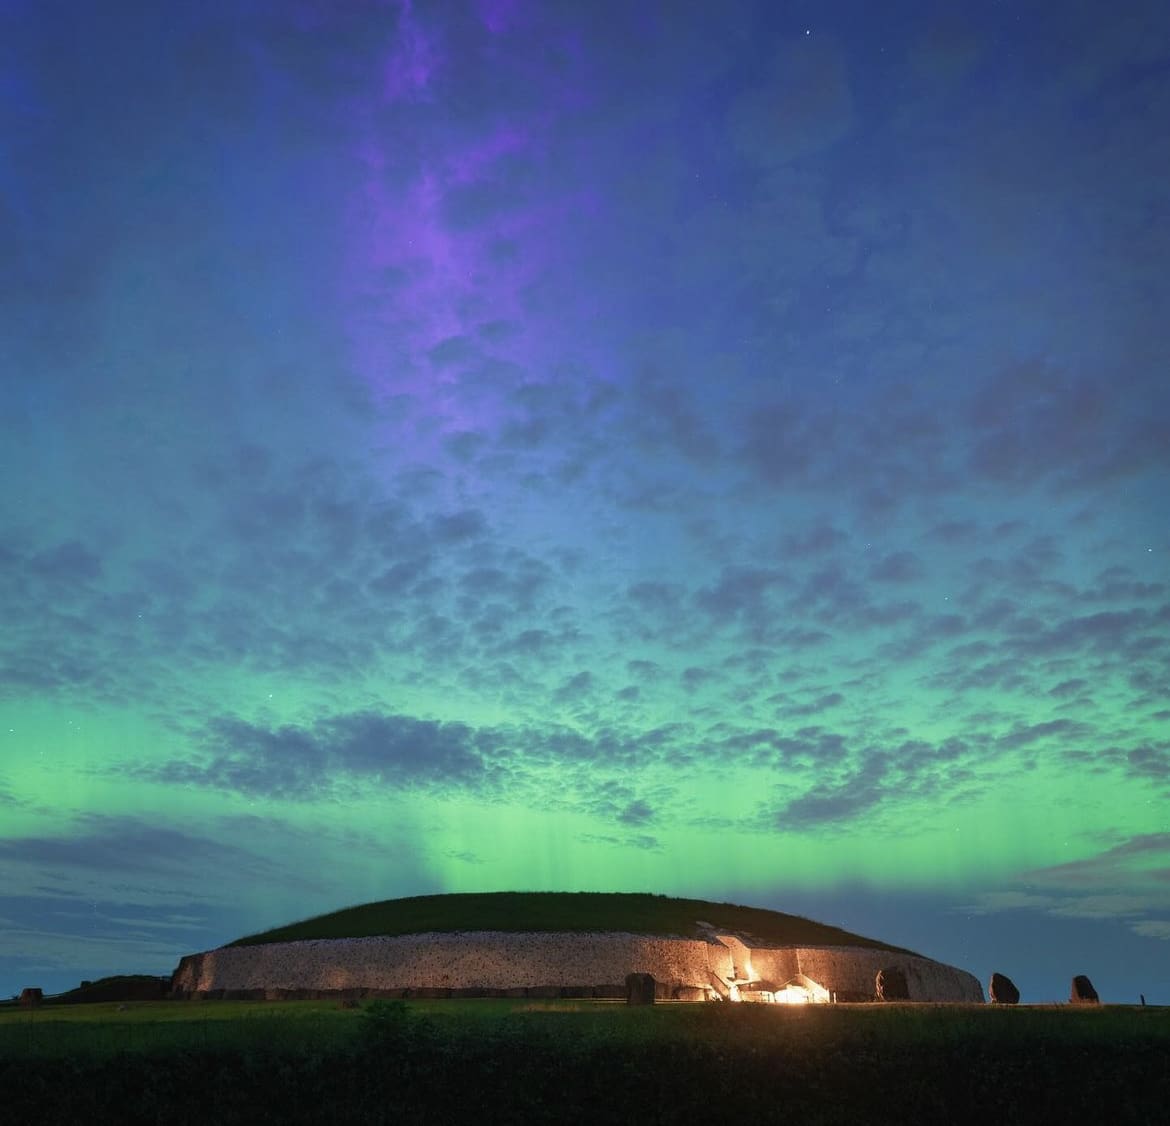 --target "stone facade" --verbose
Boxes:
[748,946,981,1002]
[170,931,983,1003]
